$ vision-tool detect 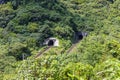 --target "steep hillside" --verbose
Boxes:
[0,0,84,60]
[0,1,85,79]
[0,0,120,80]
